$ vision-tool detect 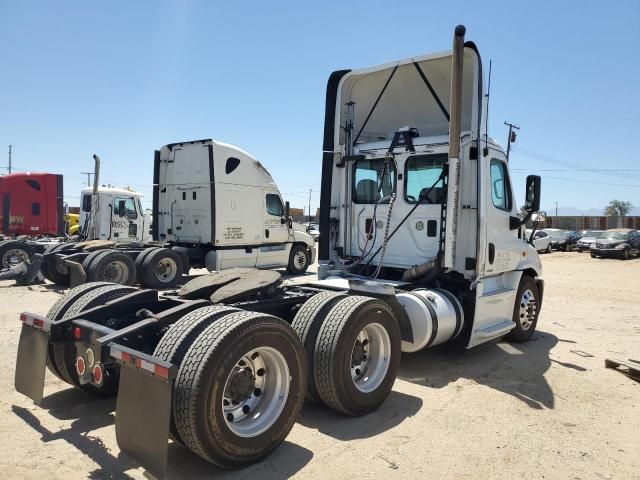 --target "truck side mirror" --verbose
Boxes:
[285,201,290,218]
[523,175,541,213]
